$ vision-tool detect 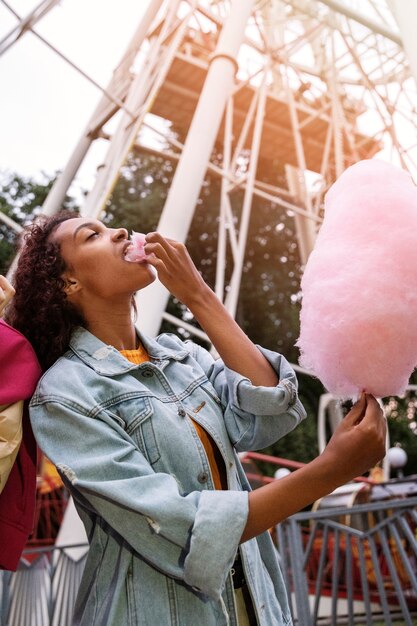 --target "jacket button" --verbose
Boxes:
[142,370,154,377]
[198,472,208,484]
[178,408,186,417]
